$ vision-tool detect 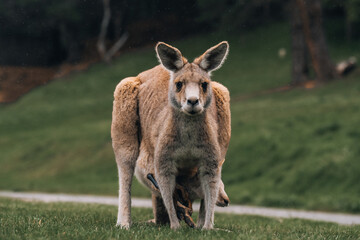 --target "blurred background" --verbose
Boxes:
[0,0,359,213]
